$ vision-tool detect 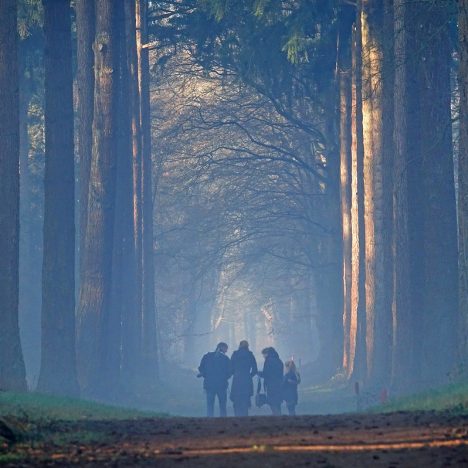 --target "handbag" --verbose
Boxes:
[255,377,267,407]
